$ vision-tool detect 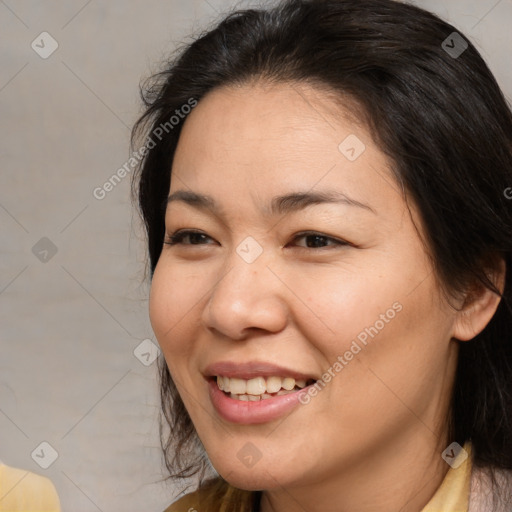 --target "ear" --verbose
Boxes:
[453,257,506,342]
